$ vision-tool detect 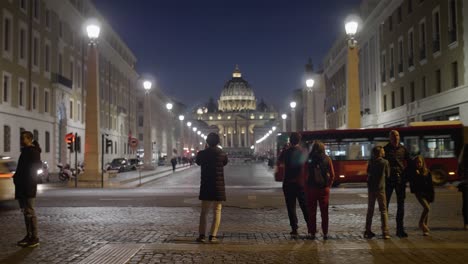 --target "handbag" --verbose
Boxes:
[274,162,285,182]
